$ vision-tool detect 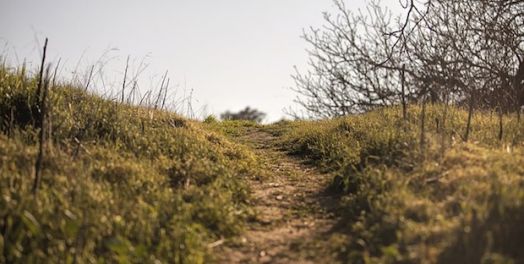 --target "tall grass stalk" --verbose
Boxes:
[33,38,49,195]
